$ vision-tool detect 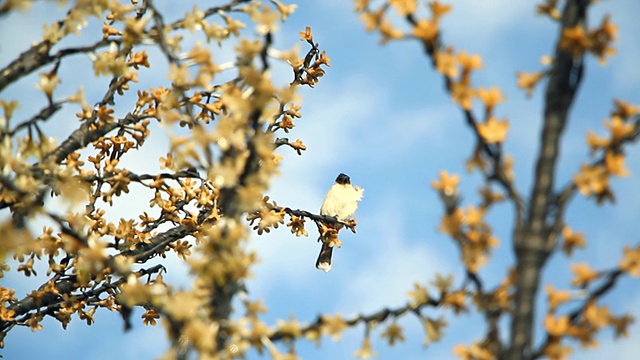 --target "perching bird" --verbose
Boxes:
[316,173,364,272]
